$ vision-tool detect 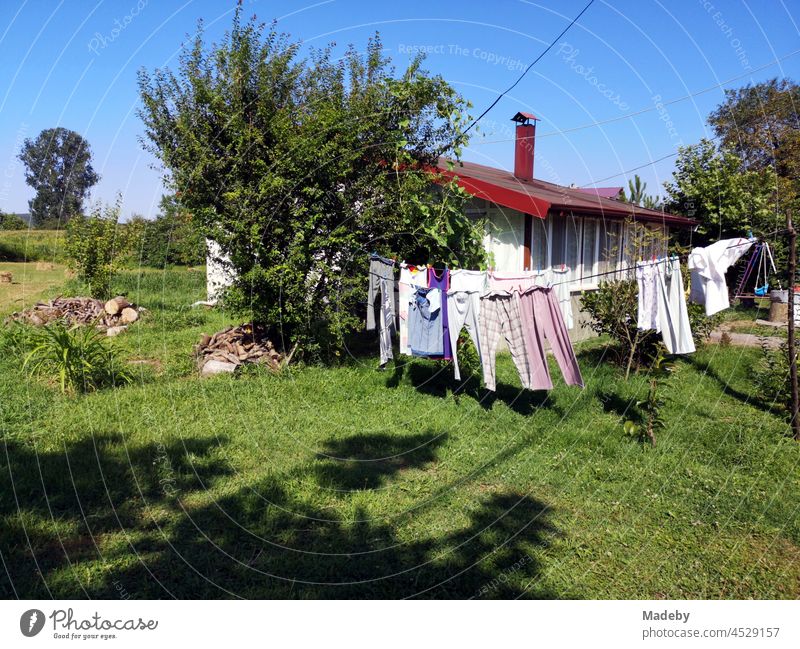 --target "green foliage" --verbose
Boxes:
[0,321,37,356]
[137,10,484,359]
[580,280,661,377]
[18,127,100,227]
[753,339,793,419]
[620,174,661,209]
[624,350,675,446]
[131,195,206,267]
[0,211,26,230]
[65,201,126,298]
[0,229,65,262]
[22,322,132,394]
[709,78,800,179]
[686,301,721,344]
[664,139,773,241]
